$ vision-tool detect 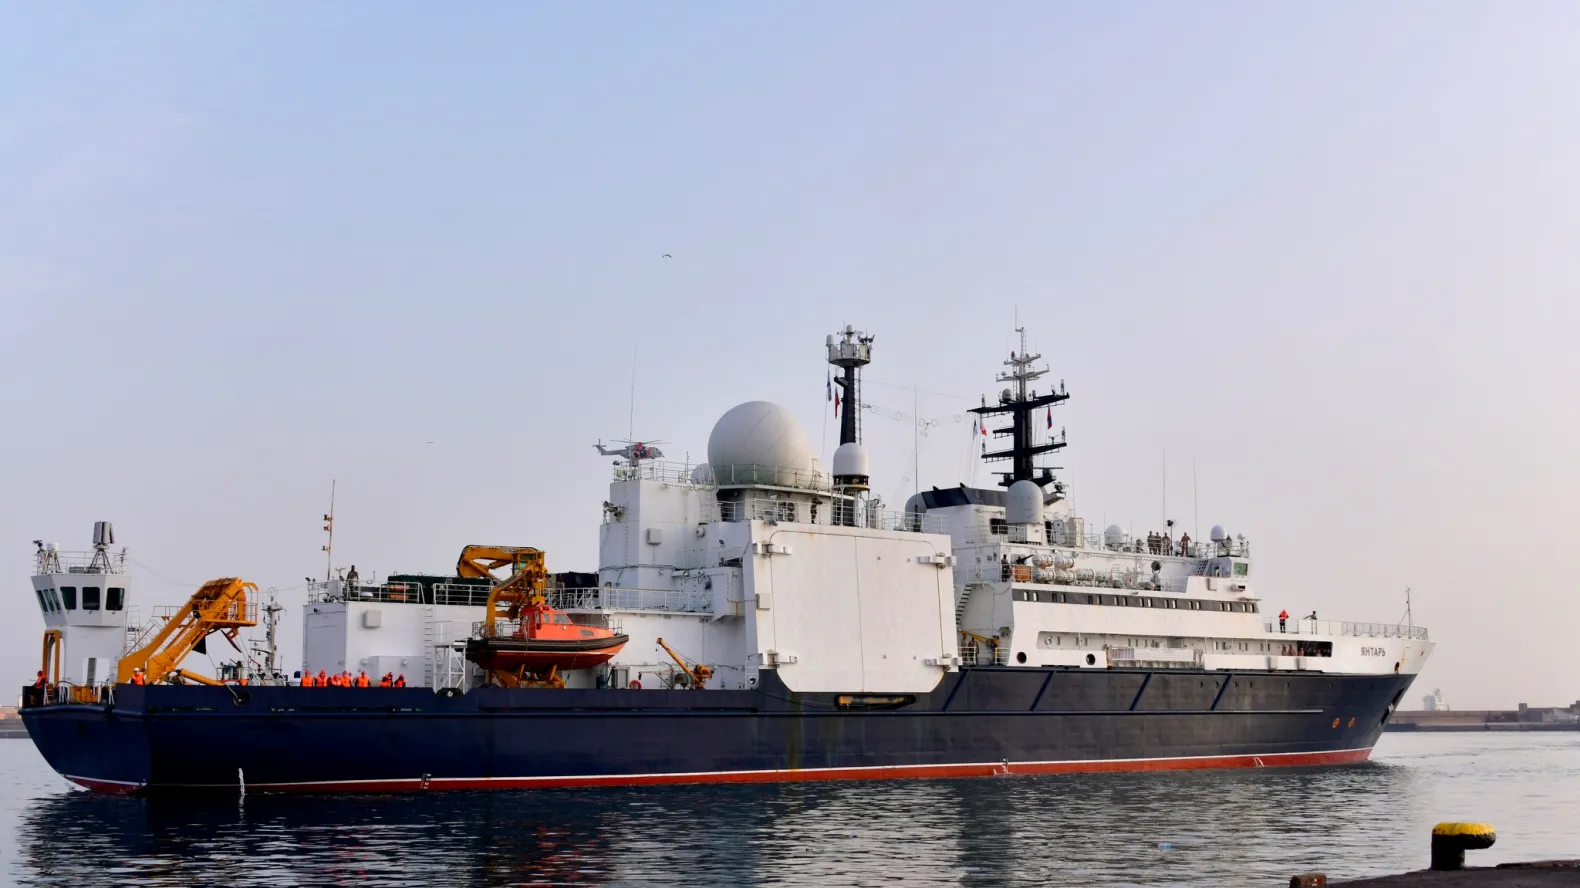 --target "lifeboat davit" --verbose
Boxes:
[465,603,627,672]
